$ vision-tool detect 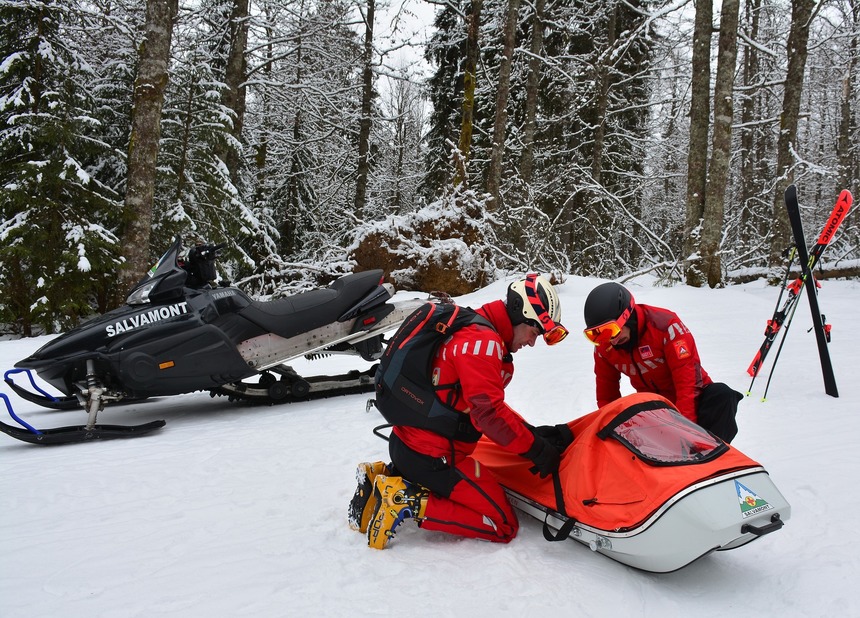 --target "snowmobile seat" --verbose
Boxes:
[239,270,385,339]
